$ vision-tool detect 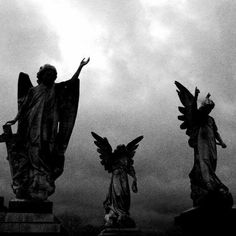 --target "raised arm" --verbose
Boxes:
[215,131,227,148]
[128,166,138,193]
[5,88,33,126]
[194,87,200,102]
[6,99,29,125]
[5,114,20,126]
[70,57,90,80]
